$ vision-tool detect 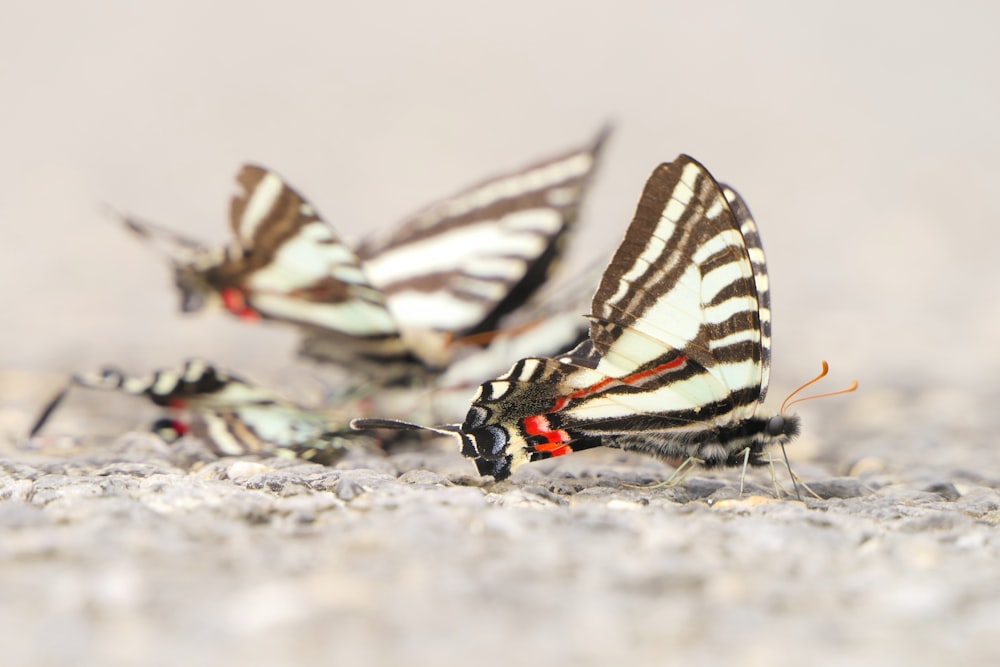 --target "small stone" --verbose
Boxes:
[397,469,451,486]
[710,495,781,510]
[225,461,273,483]
[923,482,961,501]
[803,477,872,500]
[334,477,366,501]
[606,498,646,511]
[848,457,888,476]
